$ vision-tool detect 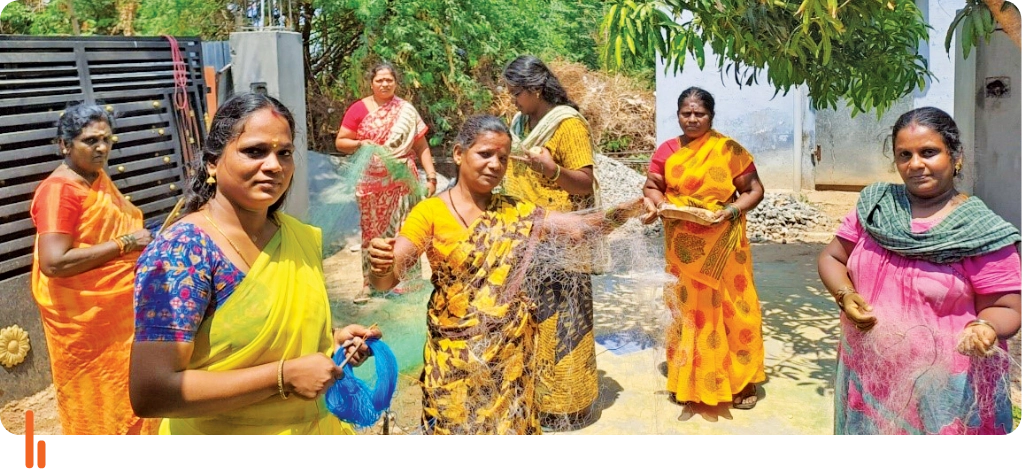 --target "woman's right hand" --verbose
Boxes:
[639,197,659,225]
[367,237,396,275]
[283,353,344,399]
[840,292,876,332]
